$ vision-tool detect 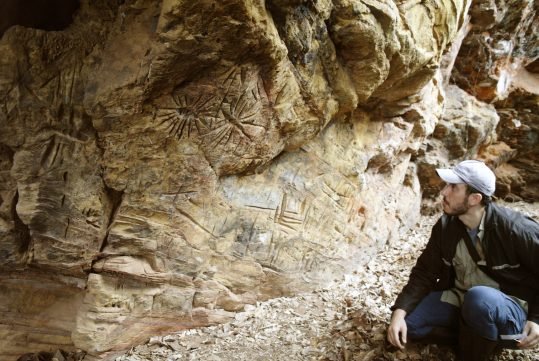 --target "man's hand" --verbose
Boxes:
[387,309,408,349]
[518,320,539,349]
